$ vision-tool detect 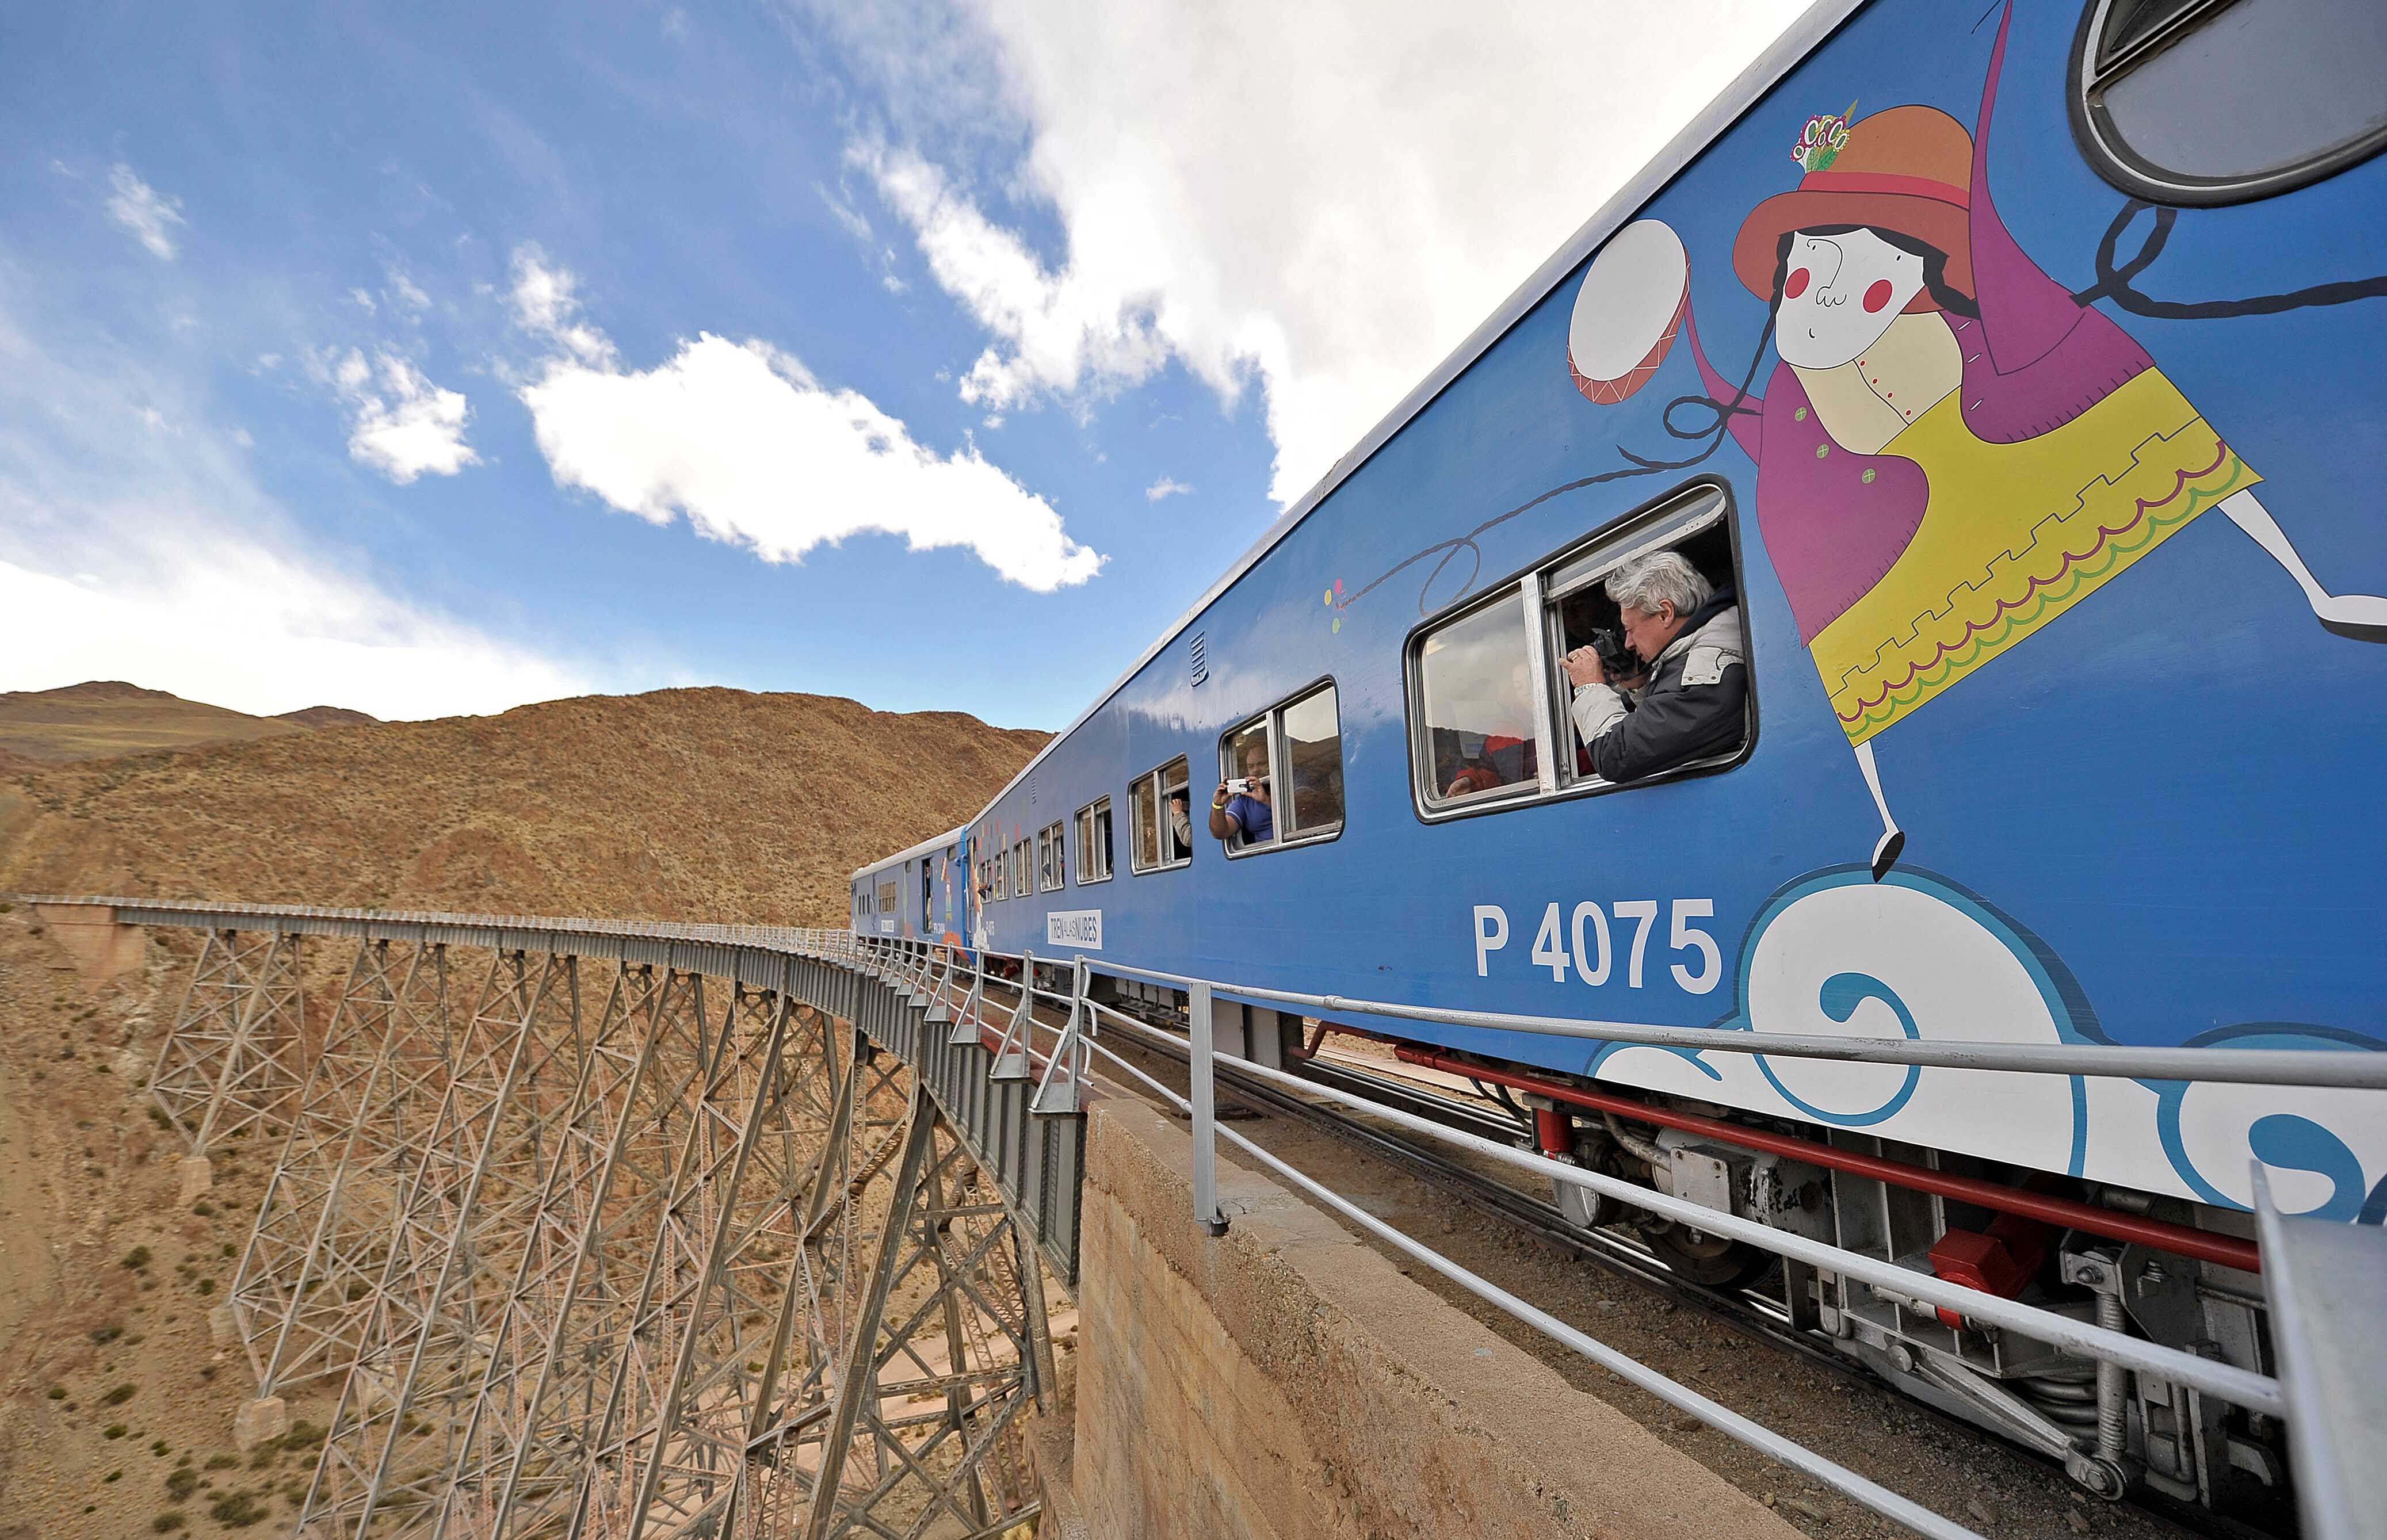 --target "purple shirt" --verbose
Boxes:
[1224,793,1274,844]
